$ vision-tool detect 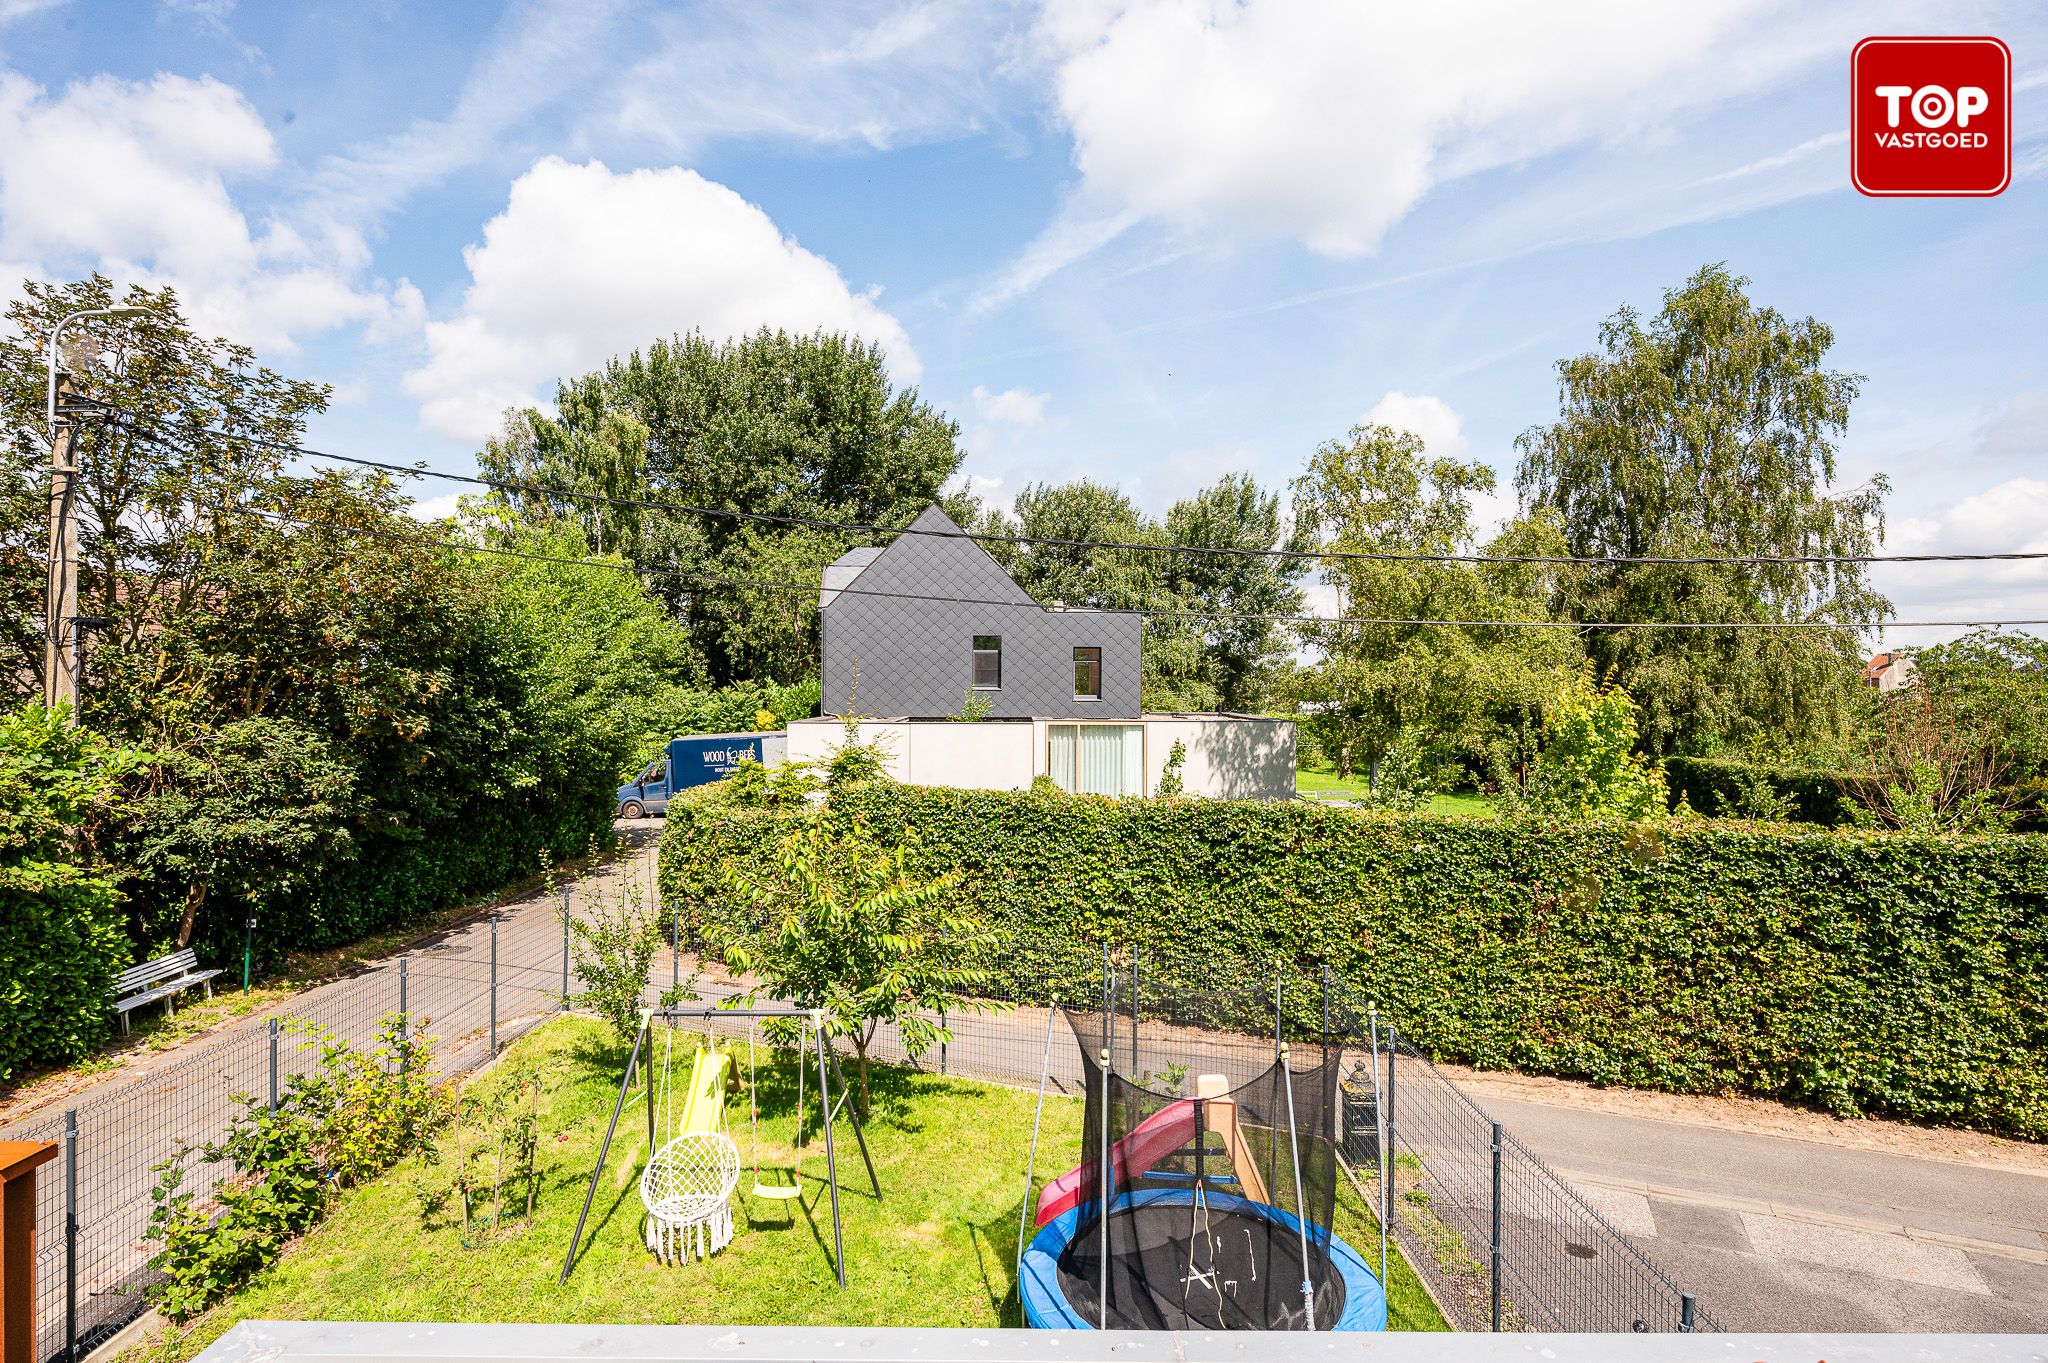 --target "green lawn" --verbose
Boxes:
[143,1017,1445,1357]
[1295,767,1494,818]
